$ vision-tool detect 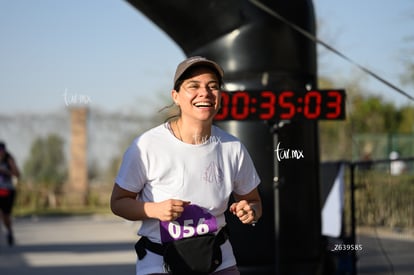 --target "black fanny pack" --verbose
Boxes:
[135,226,229,275]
